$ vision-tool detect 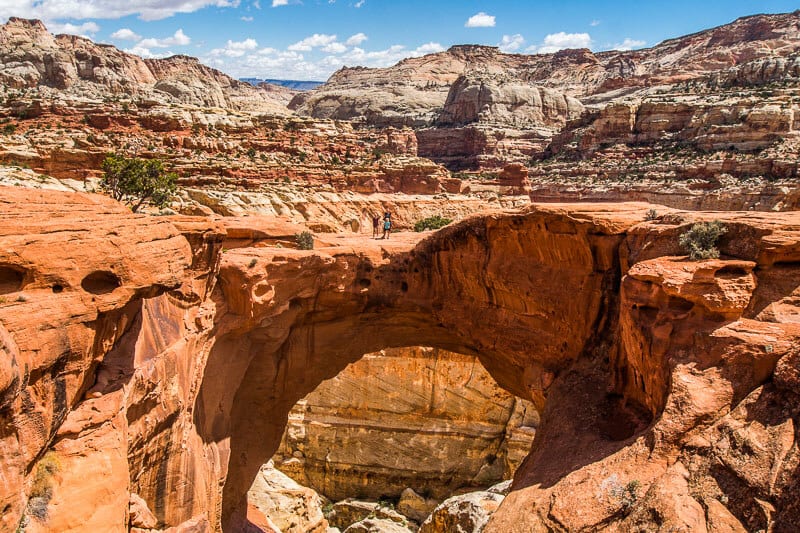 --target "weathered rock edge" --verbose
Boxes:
[0,187,797,532]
